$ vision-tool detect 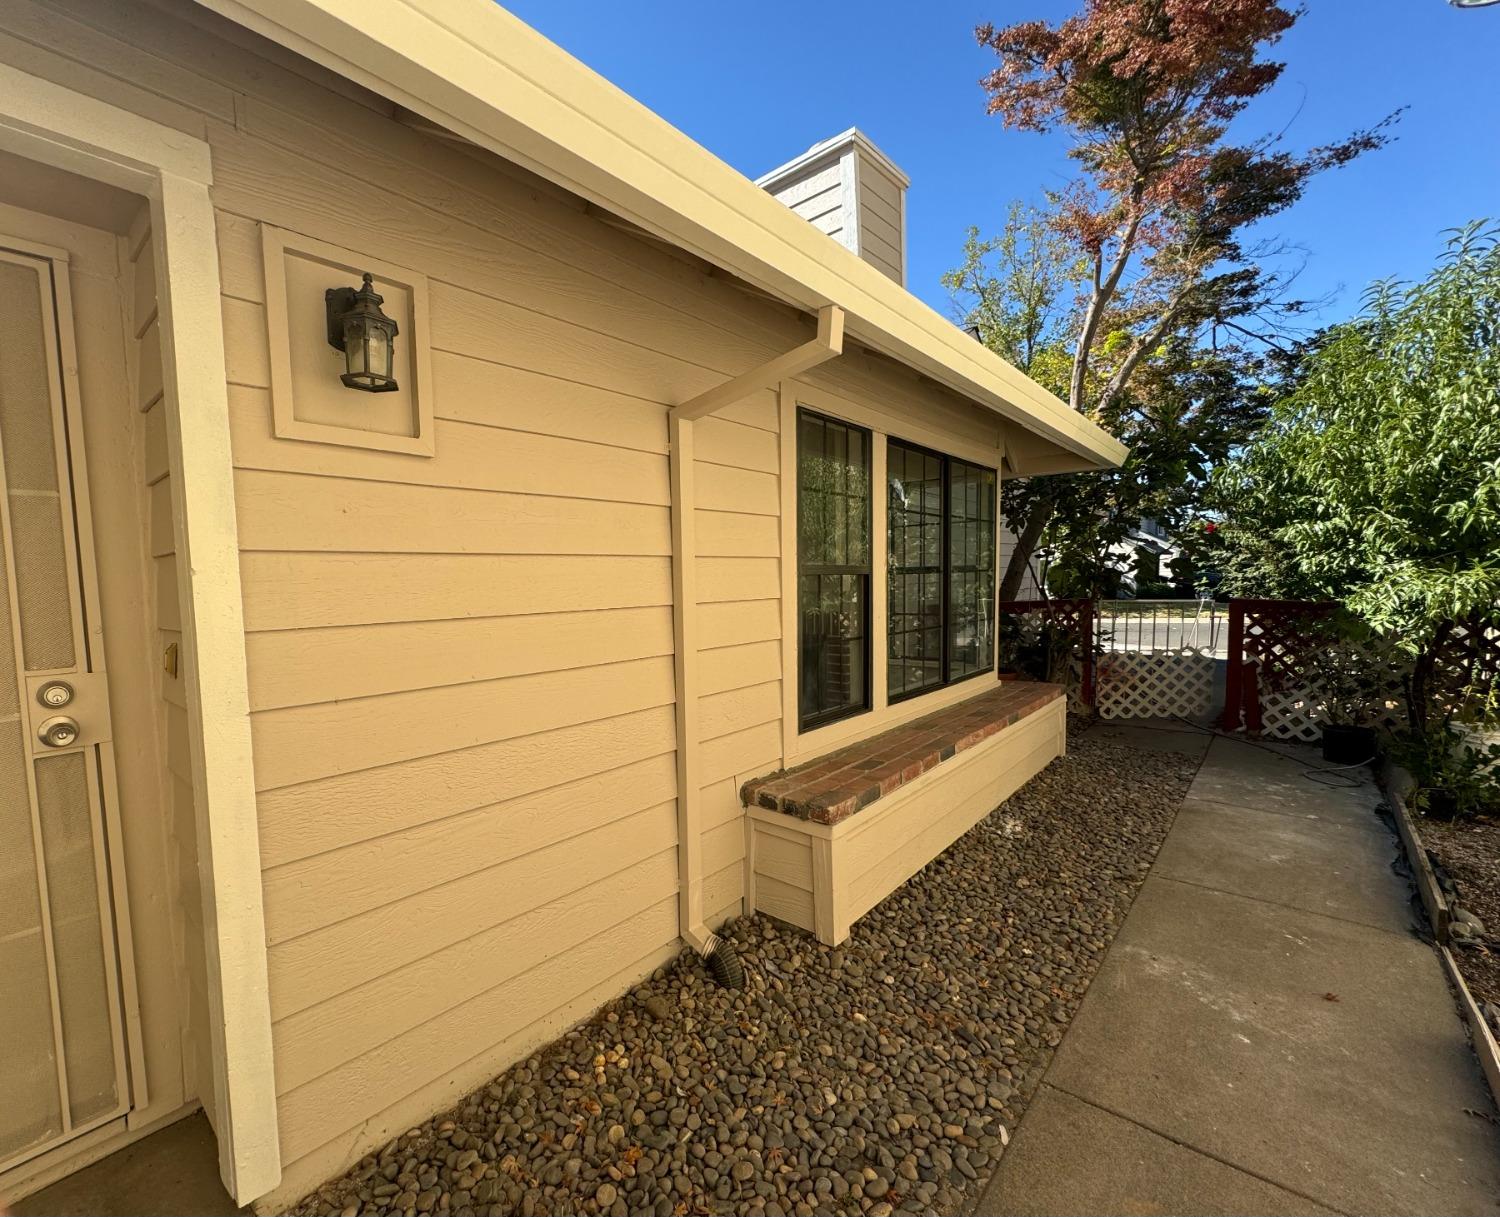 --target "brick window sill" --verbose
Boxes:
[742,681,1065,827]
